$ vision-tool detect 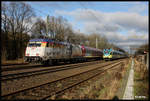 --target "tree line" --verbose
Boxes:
[134,44,149,55]
[1,2,34,60]
[1,2,126,61]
